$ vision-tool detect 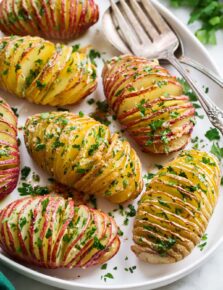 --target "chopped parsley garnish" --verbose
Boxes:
[41,198,49,213]
[201,156,216,166]
[96,100,109,113]
[78,111,84,117]
[101,273,114,282]
[149,120,164,131]
[45,228,52,239]
[210,143,223,160]
[72,44,80,52]
[18,183,49,196]
[205,128,220,141]
[11,107,19,117]
[21,166,31,180]
[87,98,95,105]
[15,64,21,72]
[178,78,197,102]
[198,233,208,251]
[36,80,46,89]
[0,149,9,157]
[128,86,136,92]
[19,217,27,229]
[88,49,101,66]
[93,237,105,250]
[170,111,180,119]
[101,264,107,270]
[36,238,43,248]
[137,99,146,116]
[155,237,176,255]
[115,89,124,97]
[35,143,46,151]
